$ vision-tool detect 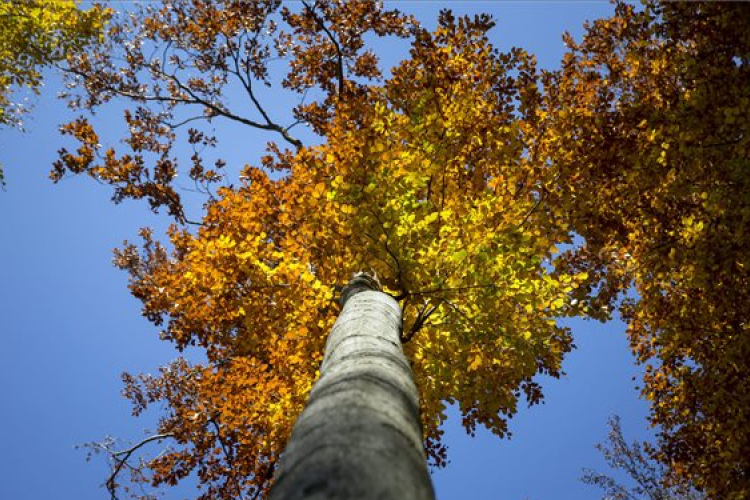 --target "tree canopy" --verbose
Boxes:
[47,1,749,499]
[538,2,750,497]
[58,3,589,498]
